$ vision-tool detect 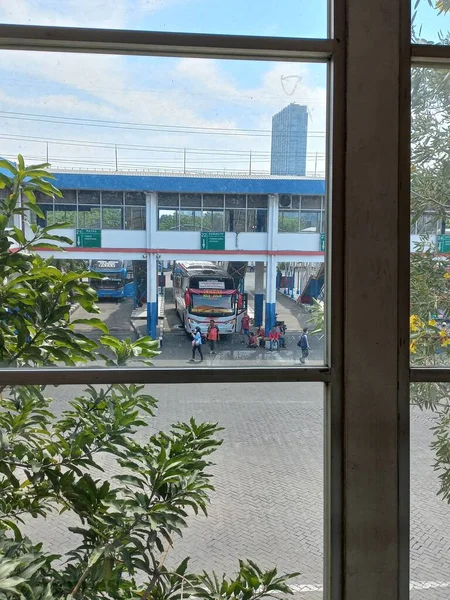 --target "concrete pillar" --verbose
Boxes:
[265,256,277,334]
[145,192,158,339]
[253,261,264,327]
[146,253,158,339]
[265,193,278,334]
